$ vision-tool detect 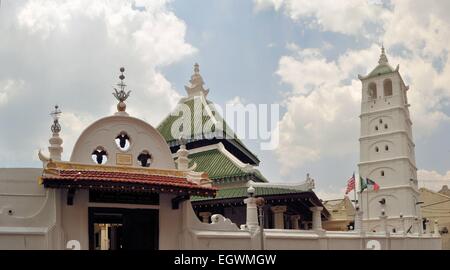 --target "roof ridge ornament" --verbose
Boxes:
[50,105,62,134]
[113,67,131,112]
[185,63,209,98]
[378,44,389,65]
